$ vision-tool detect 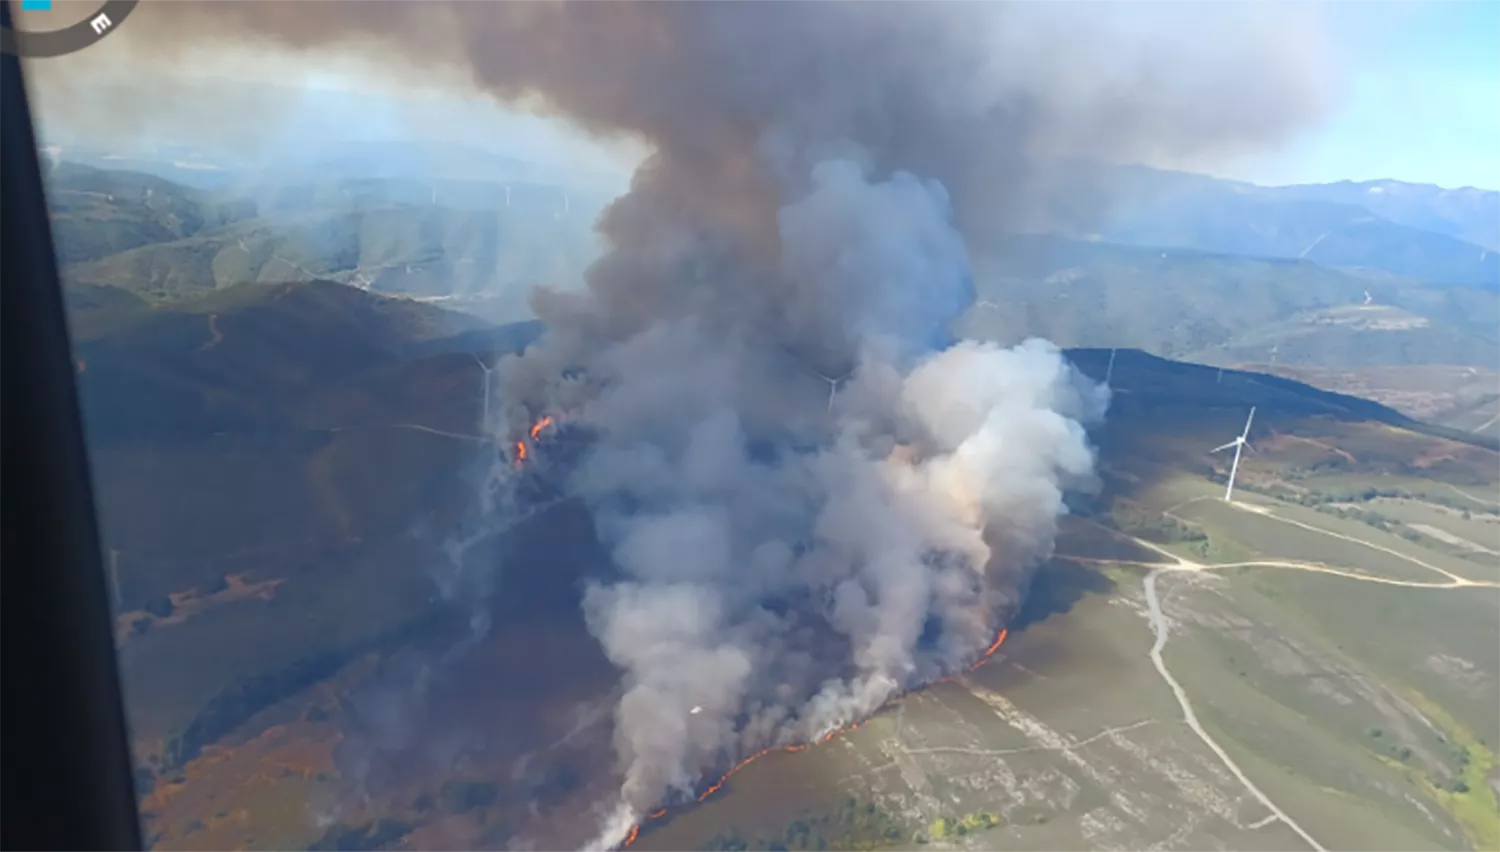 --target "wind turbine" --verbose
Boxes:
[776,342,850,416]
[813,370,850,415]
[1104,348,1117,385]
[471,353,494,432]
[1211,406,1256,502]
